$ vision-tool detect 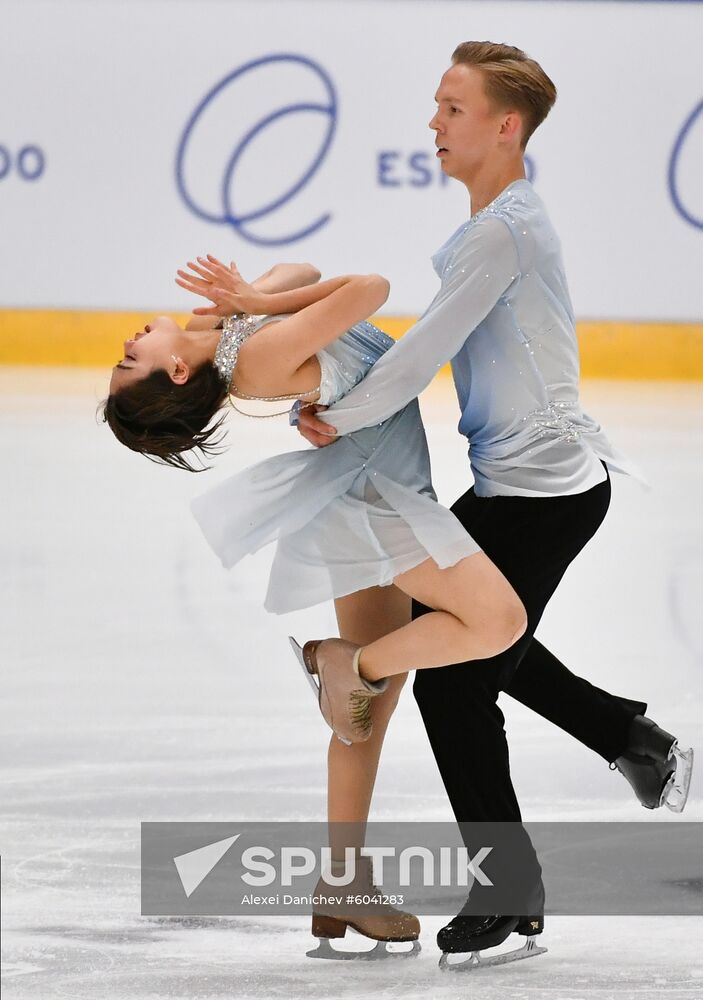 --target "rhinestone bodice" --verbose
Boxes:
[213,312,393,408]
[213,314,261,391]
